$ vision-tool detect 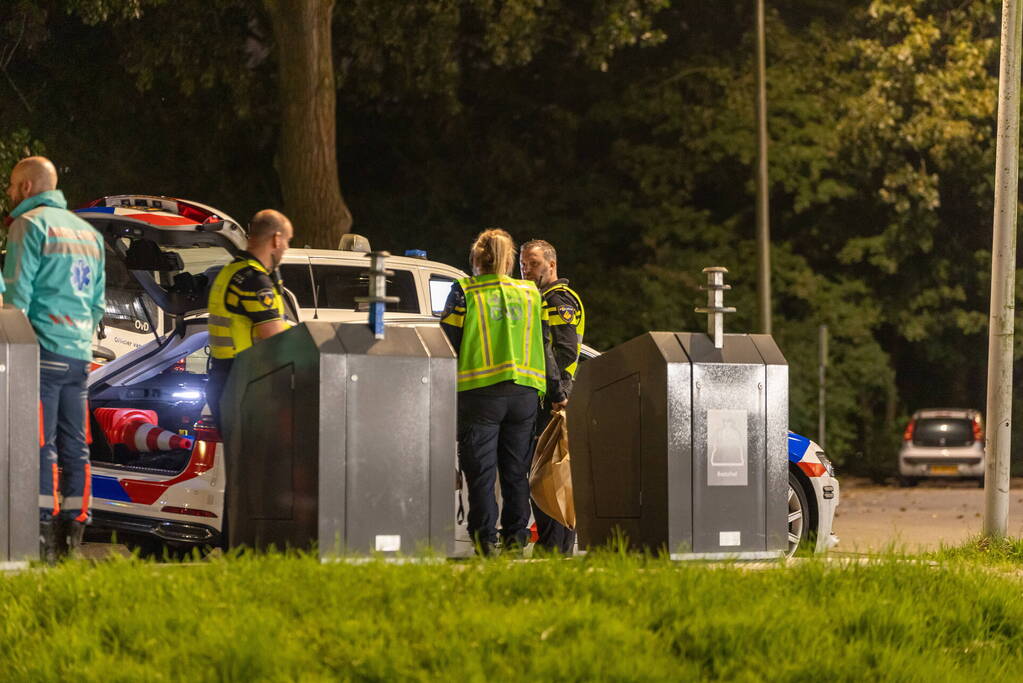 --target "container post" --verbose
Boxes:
[355,251,400,340]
